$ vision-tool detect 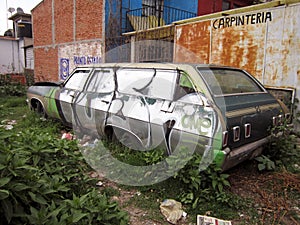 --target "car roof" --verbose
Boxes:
[75,62,236,70]
[74,63,245,99]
